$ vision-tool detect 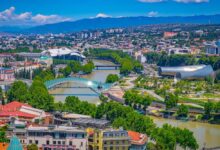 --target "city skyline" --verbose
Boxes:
[0,0,220,26]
